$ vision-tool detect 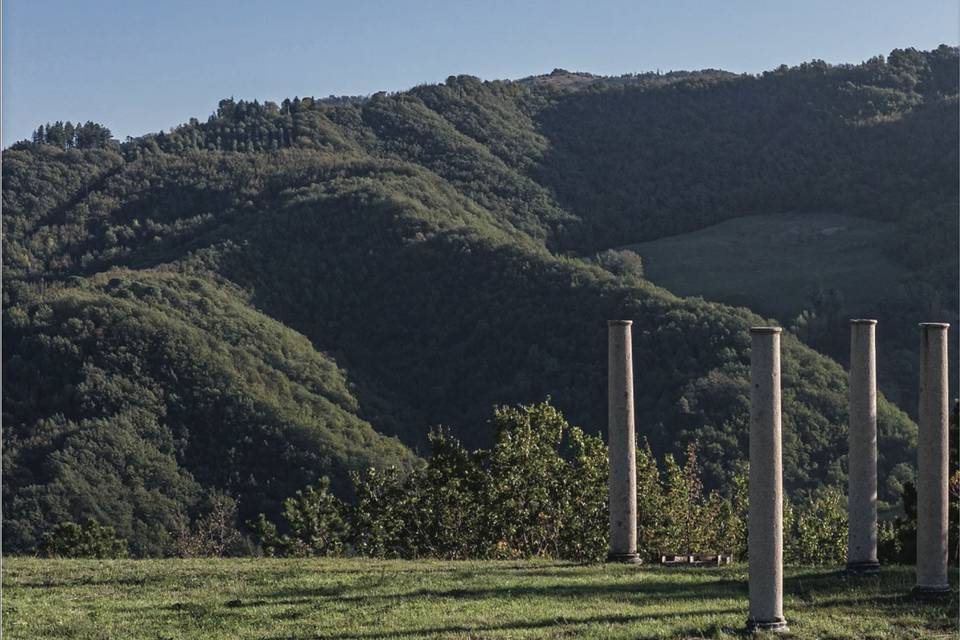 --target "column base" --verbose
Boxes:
[845,560,881,576]
[606,552,642,564]
[746,617,788,633]
[912,584,951,601]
